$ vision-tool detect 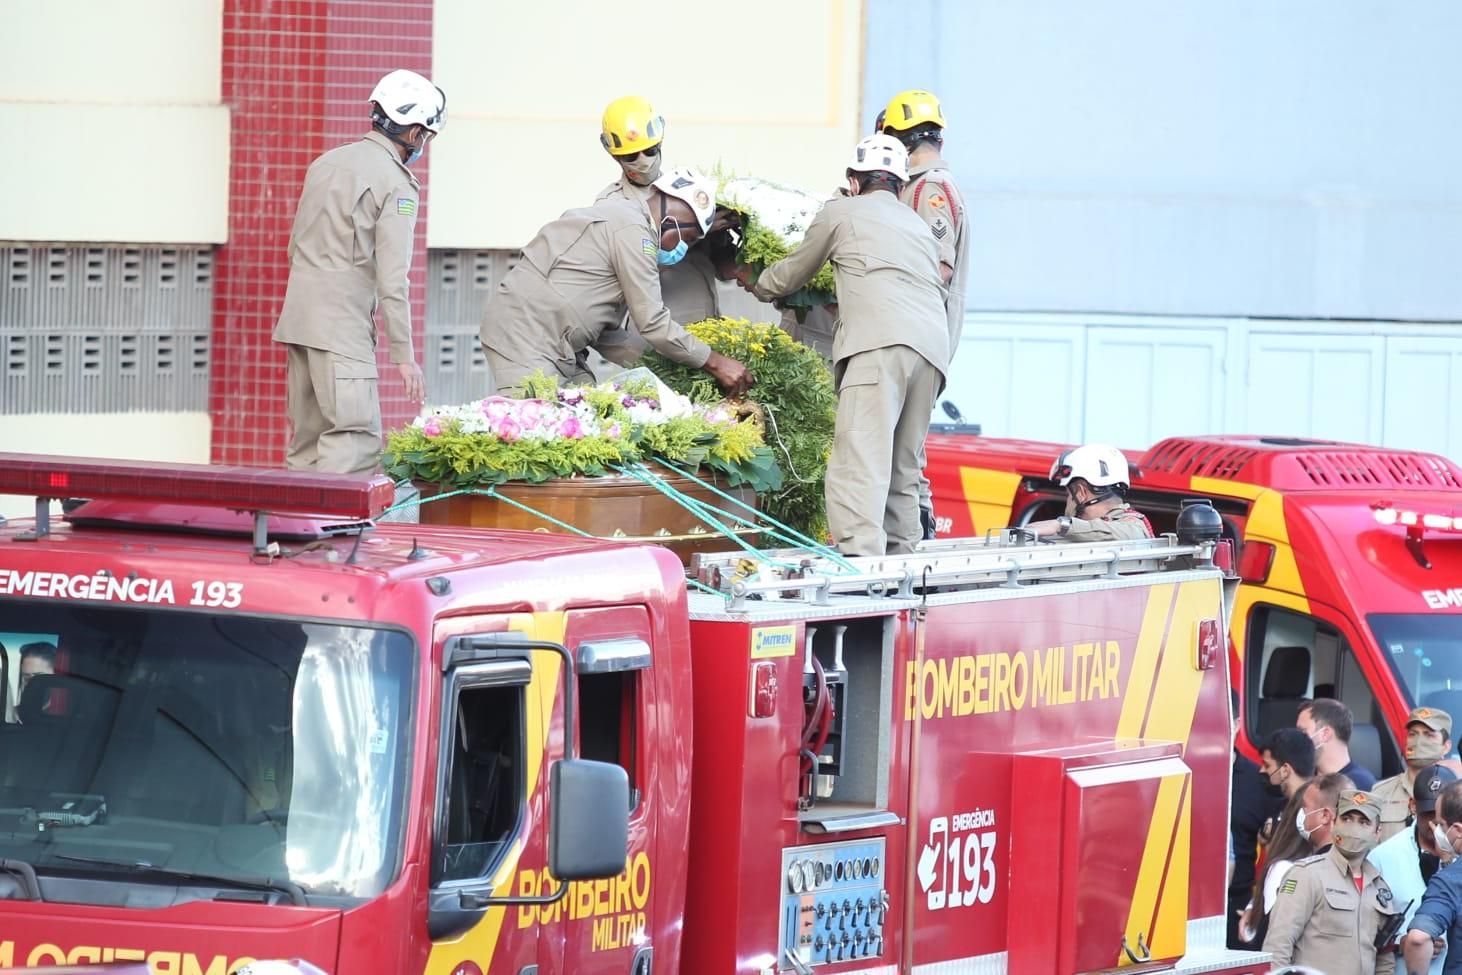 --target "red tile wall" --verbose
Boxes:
[212,0,434,466]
